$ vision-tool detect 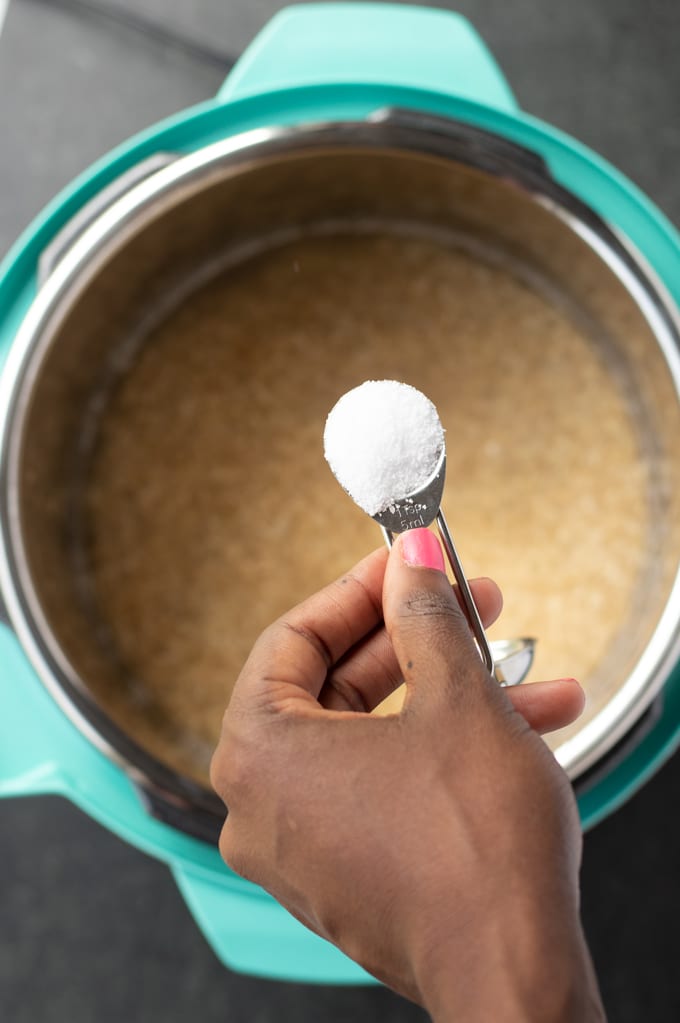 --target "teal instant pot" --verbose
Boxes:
[1,4,679,984]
